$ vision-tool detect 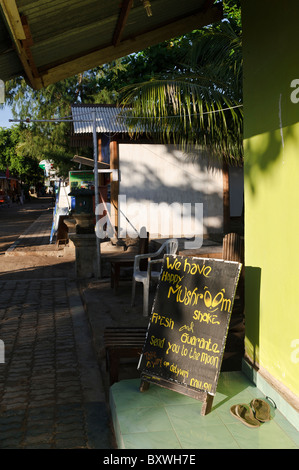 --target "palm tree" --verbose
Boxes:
[118,19,243,165]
